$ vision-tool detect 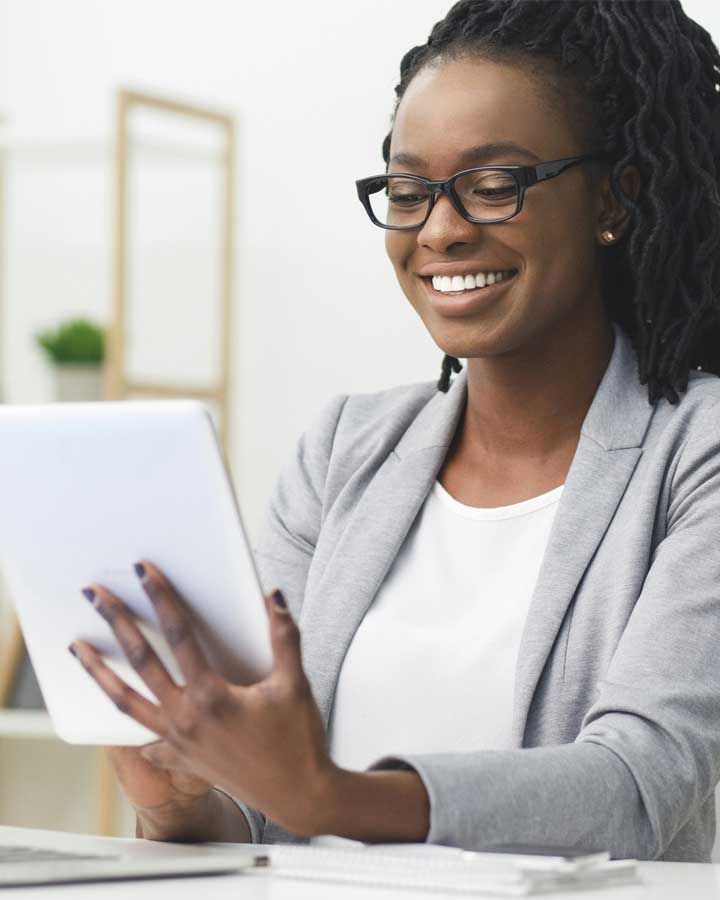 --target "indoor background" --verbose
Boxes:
[0,0,716,840]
